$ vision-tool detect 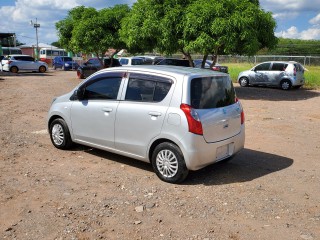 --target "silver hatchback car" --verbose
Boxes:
[48,66,245,183]
[1,54,48,73]
[237,61,305,90]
